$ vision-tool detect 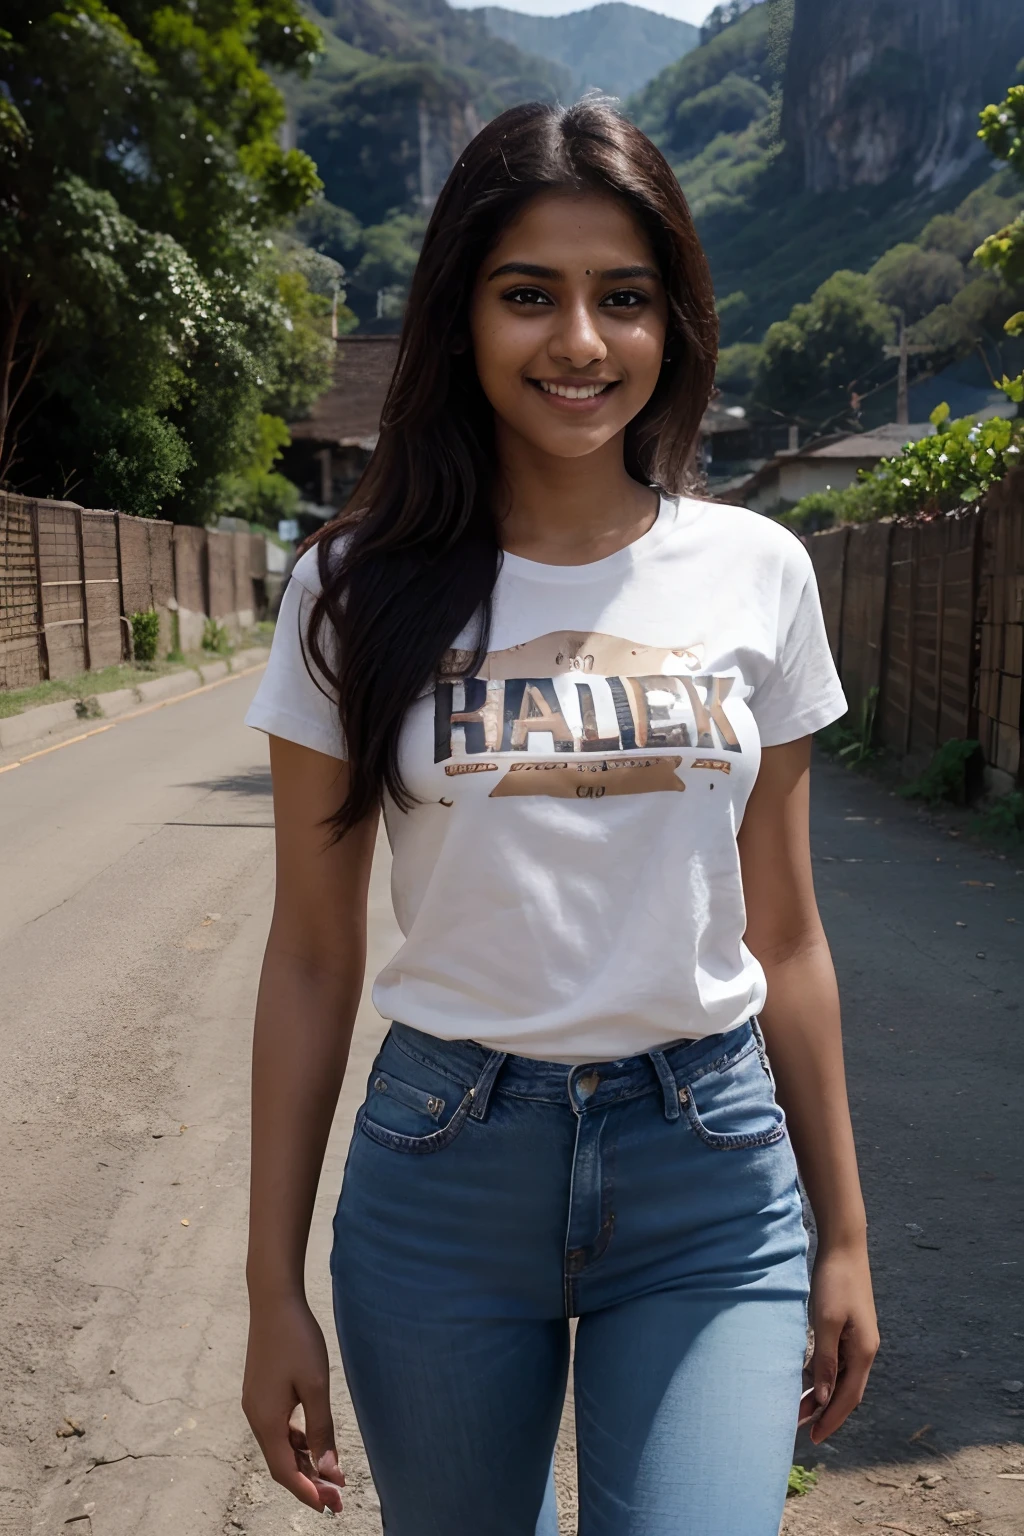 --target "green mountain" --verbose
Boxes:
[474,4,699,103]
[630,0,1024,348]
[290,0,572,324]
